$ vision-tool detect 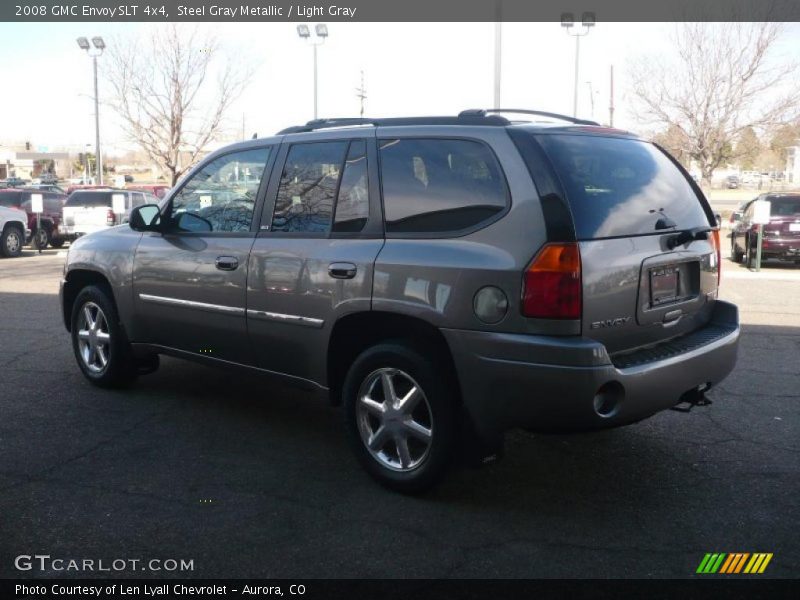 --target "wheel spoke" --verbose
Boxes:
[95,331,110,343]
[87,346,97,366]
[83,305,95,329]
[96,345,108,367]
[367,426,389,451]
[397,386,422,414]
[403,419,432,442]
[77,329,91,341]
[359,395,386,416]
[380,371,397,404]
[395,435,412,468]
